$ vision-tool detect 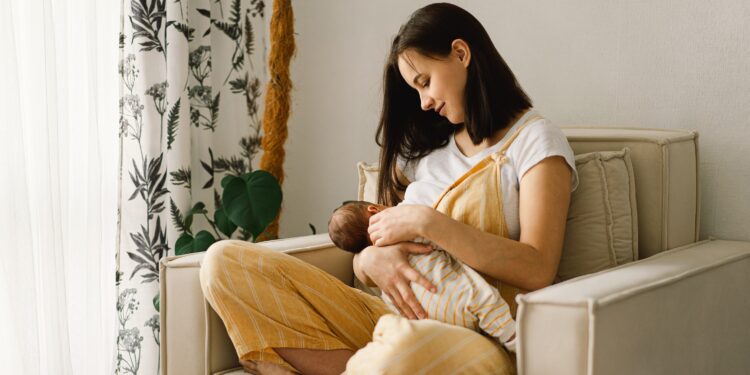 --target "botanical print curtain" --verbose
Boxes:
[116,0,266,373]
